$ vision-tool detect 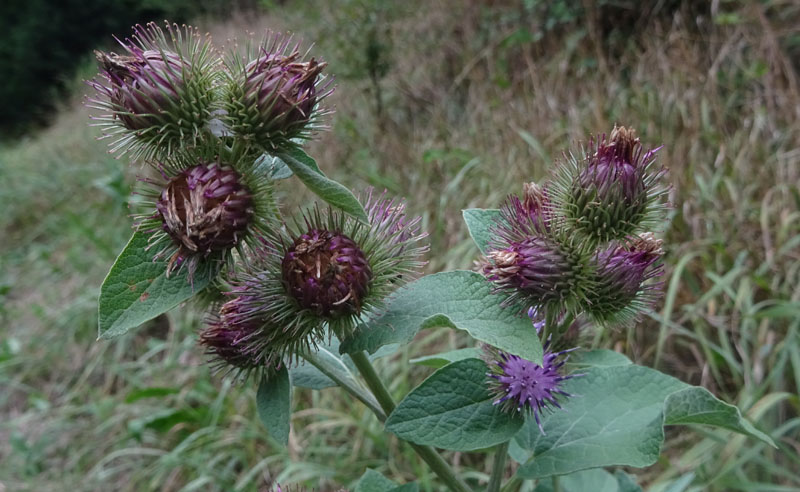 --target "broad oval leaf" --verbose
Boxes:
[409,347,481,369]
[277,147,368,223]
[340,271,543,363]
[514,364,774,479]
[98,231,215,339]
[256,367,291,446]
[355,469,418,492]
[385,358,524,451]
[462,208,502,255]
